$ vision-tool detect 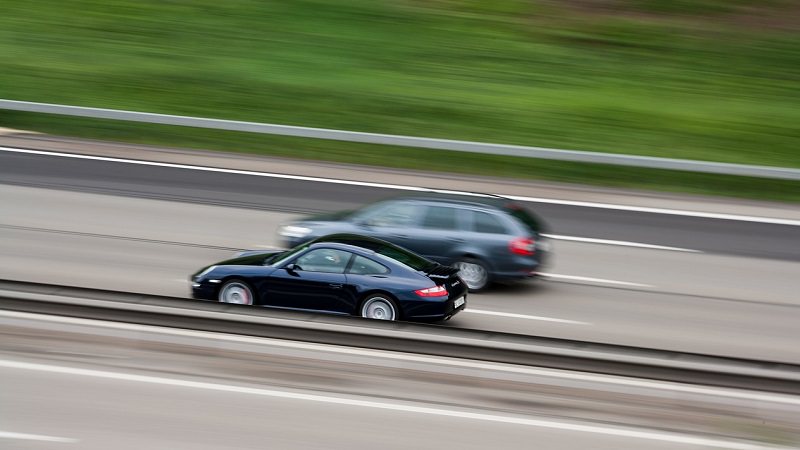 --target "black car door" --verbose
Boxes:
[265,248,354,313]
